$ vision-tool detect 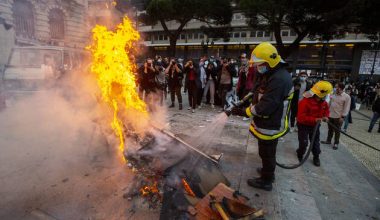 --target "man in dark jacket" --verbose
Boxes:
[368,96,380,132]
[290,72,312,132]
[165,58,184,110]
[232,42,293,191]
